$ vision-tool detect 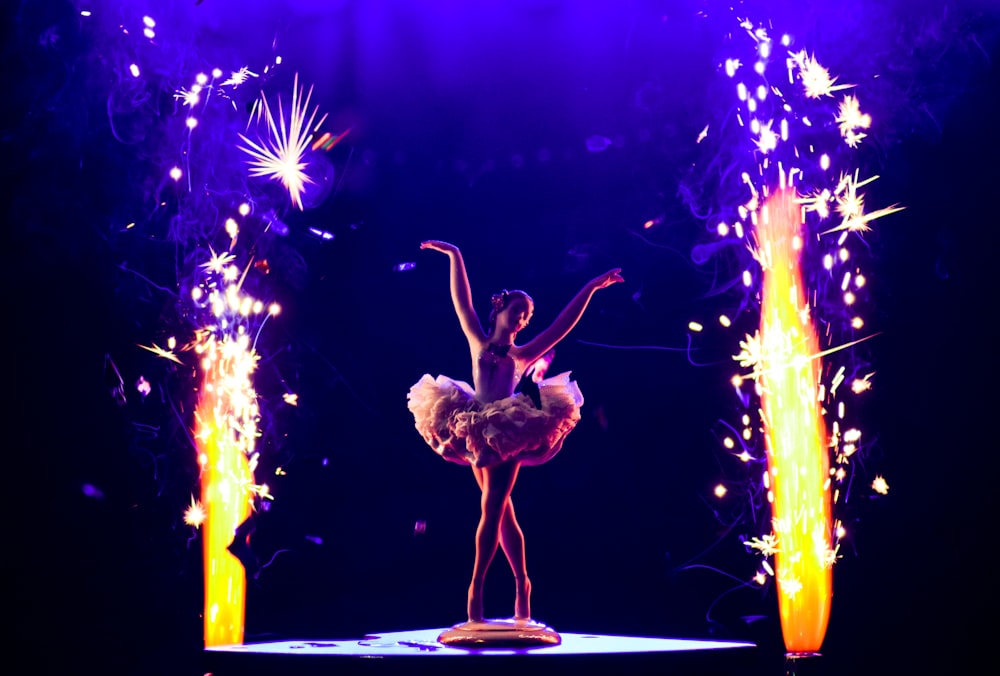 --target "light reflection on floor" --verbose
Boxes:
[206,627,757,658]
